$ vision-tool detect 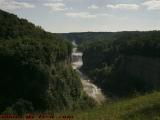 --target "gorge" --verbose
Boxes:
[71,41,105,104]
